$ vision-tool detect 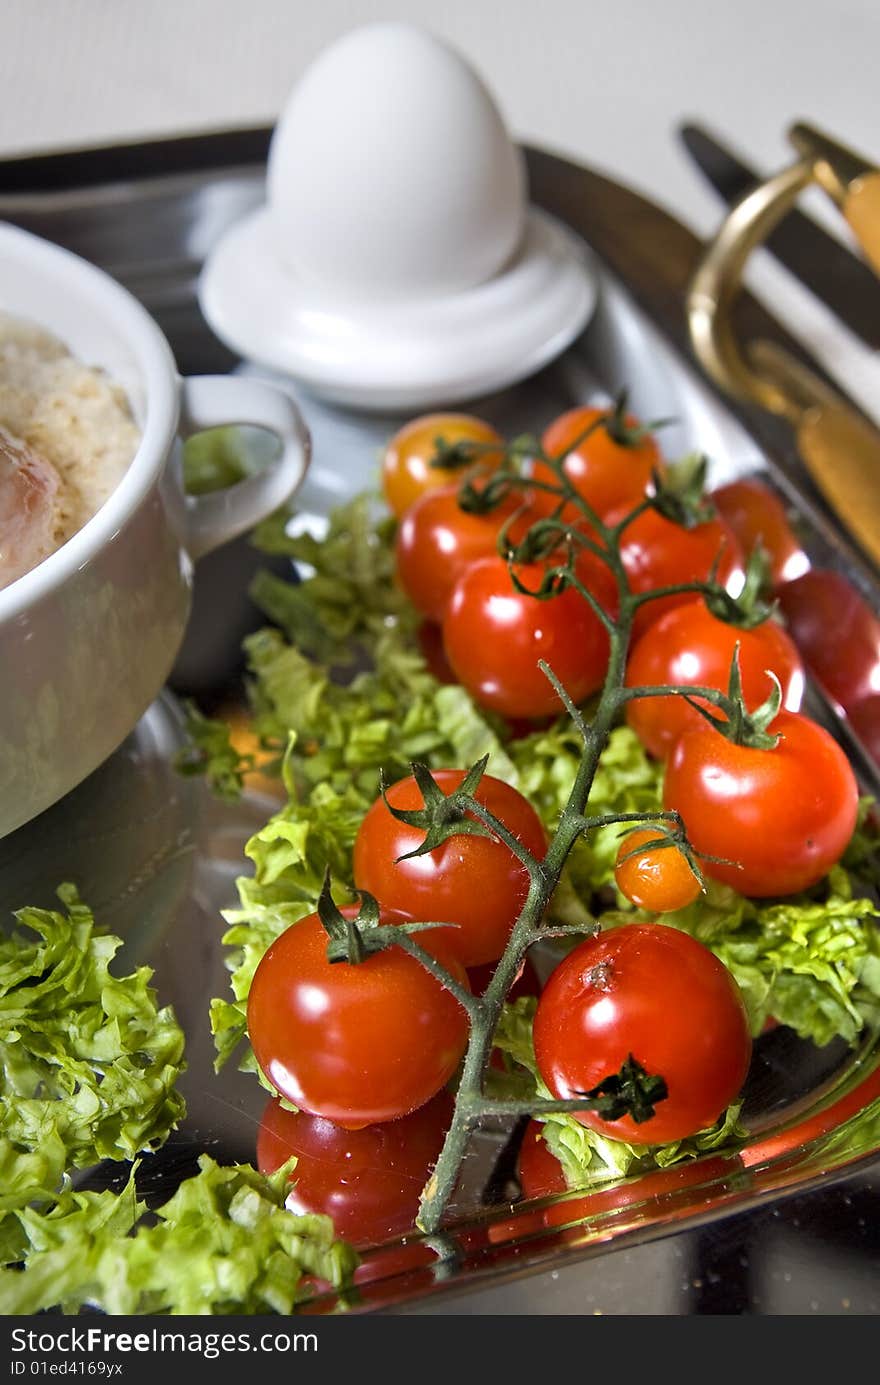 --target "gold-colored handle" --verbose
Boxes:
[790,122,880,275]
[687,156,813,420]
[686,121,880,567]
